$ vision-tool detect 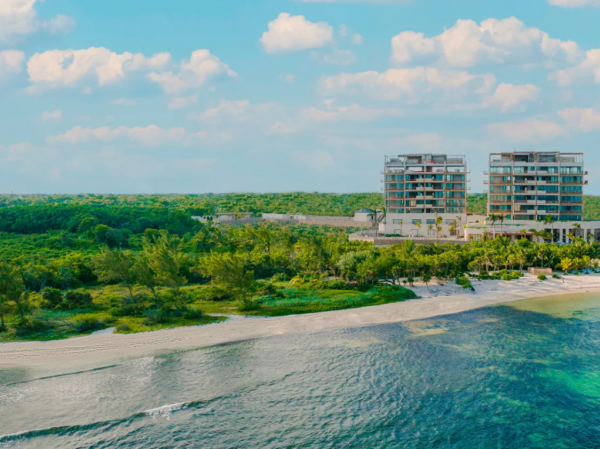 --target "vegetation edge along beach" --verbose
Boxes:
[1,193,600,343]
